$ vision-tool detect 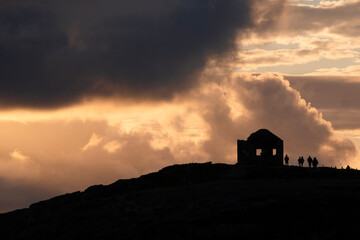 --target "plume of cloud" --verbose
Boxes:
[10,149,30,161]
[82,133,103,151]
[197,73,358,166]
[286,75,360,130]
[0,72,358,213]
